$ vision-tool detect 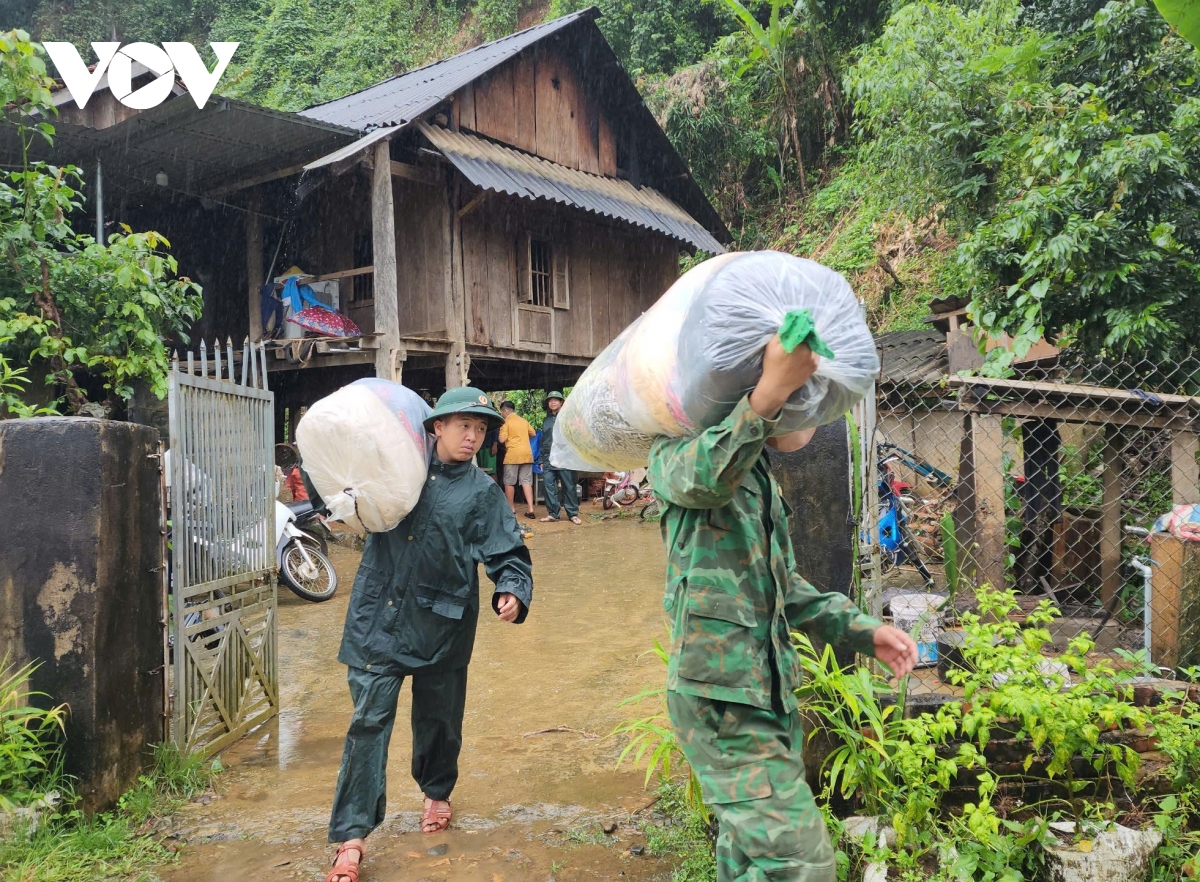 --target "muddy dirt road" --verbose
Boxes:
[160,516,676,882]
